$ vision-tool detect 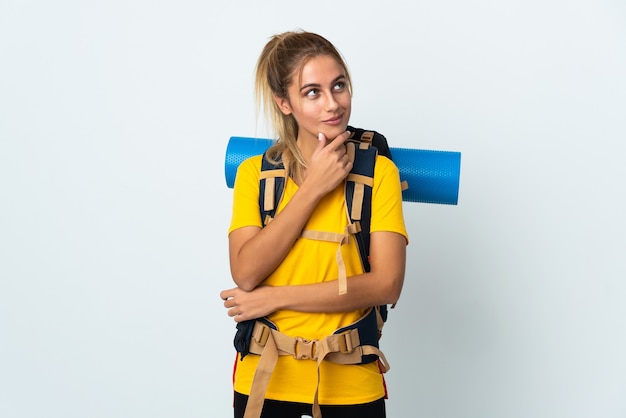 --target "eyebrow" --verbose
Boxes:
[299,74,346,92]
